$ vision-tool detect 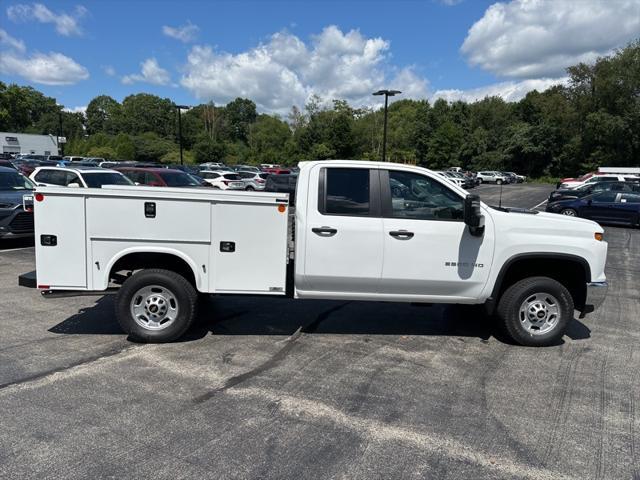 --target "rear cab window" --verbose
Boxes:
[319,168,372,216]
